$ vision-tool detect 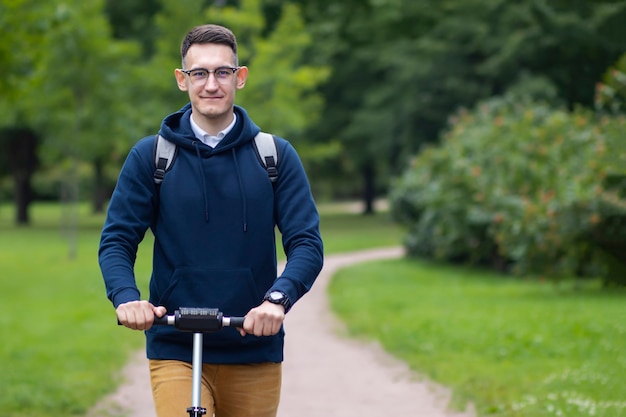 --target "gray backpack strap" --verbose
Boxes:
[152,132,276,185]
[253,132,279,183]
[153,134,177,185]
